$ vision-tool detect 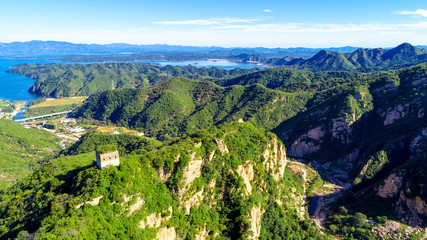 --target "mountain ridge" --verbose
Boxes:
[266,43,427,71]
